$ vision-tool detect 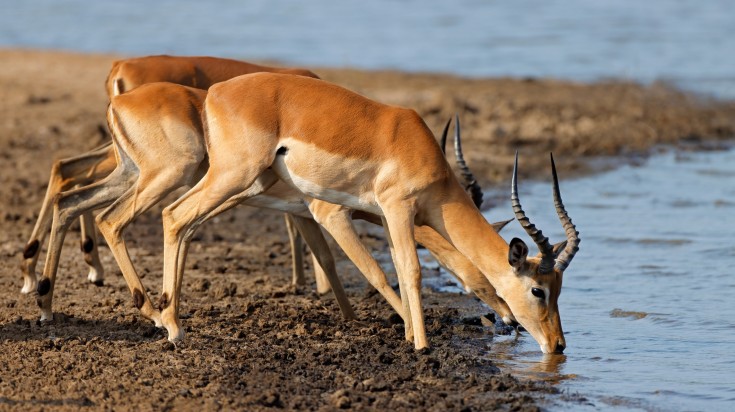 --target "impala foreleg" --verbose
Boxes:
[312,254,331,295]
[79,210,104,286]
[308,202,405,320]
[36,162,136,321]
[288,216,355,320]
[160,170,278,342]
[380,216,413,342]
[380,205,426,350]
[285,214,330,294]
[284,214,305,286]
[21,144,115,294]
[414,225,516,325]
